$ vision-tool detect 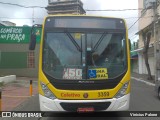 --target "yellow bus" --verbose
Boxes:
[29,15,131,112]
